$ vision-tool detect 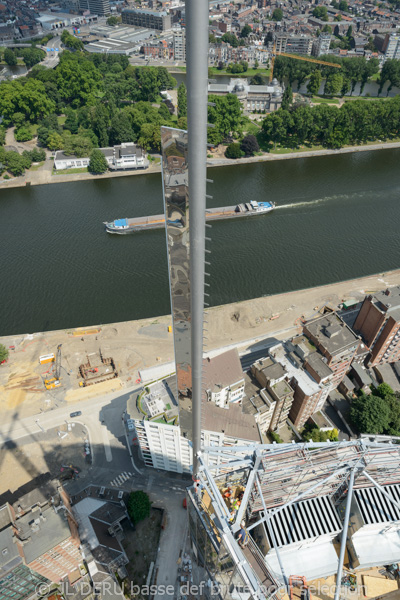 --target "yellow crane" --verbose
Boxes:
[269,42,341,82]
